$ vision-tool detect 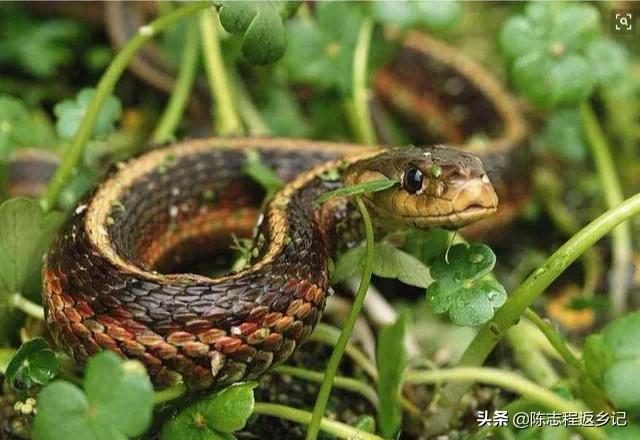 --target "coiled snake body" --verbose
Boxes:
[42,138,498,389]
